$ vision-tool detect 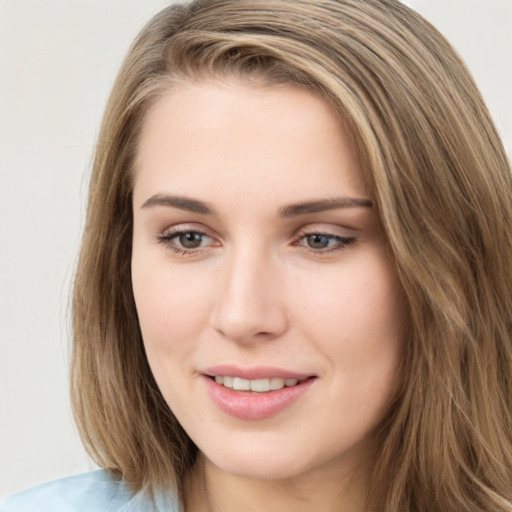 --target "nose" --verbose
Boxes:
[211,247,288,344]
